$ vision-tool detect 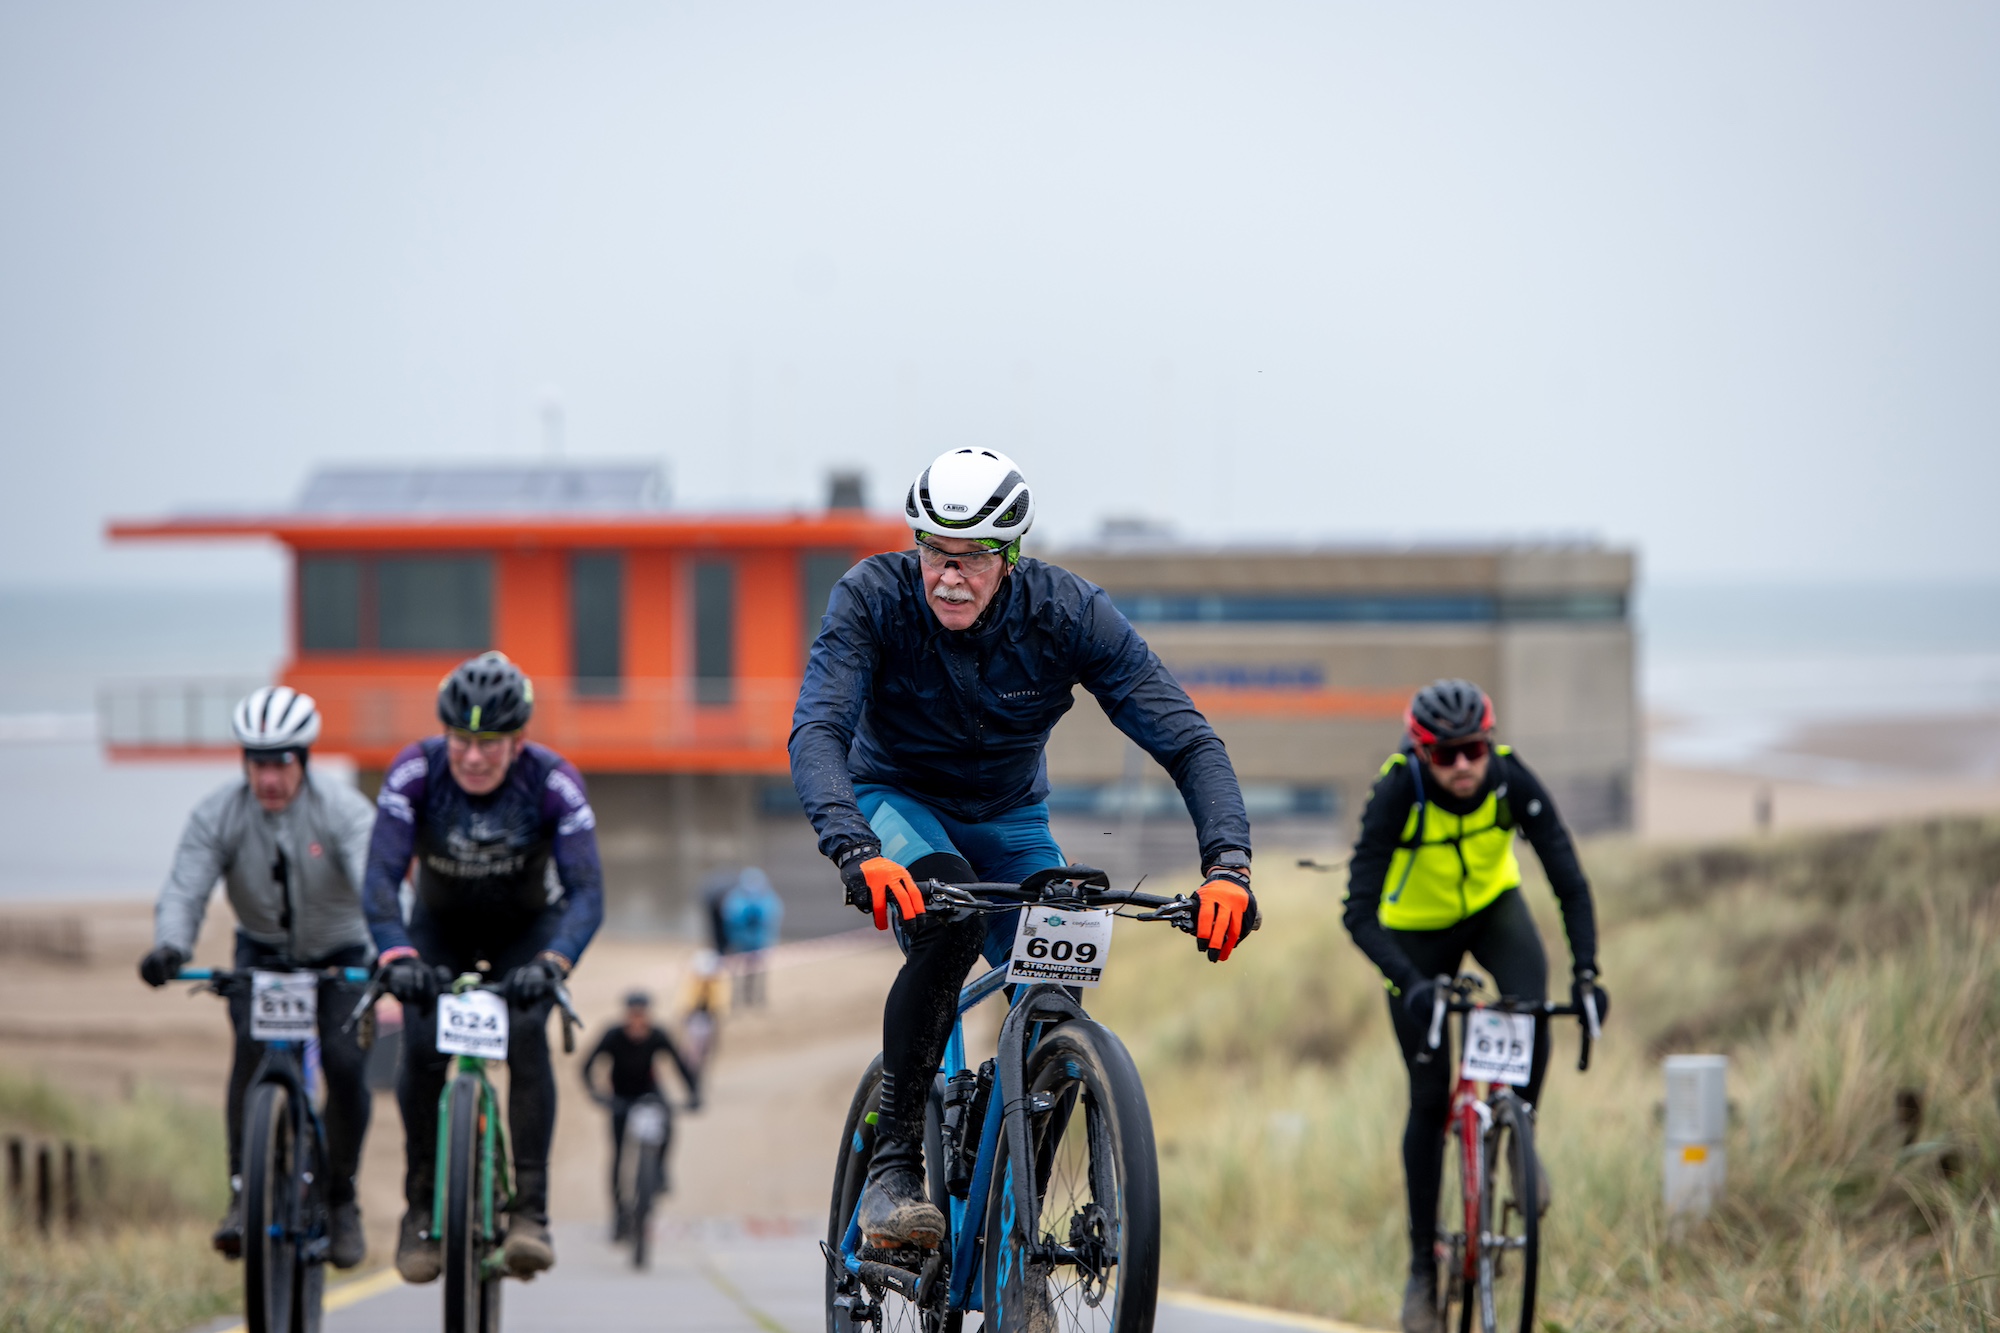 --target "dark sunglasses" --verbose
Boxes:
[1423,739,1489,767]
